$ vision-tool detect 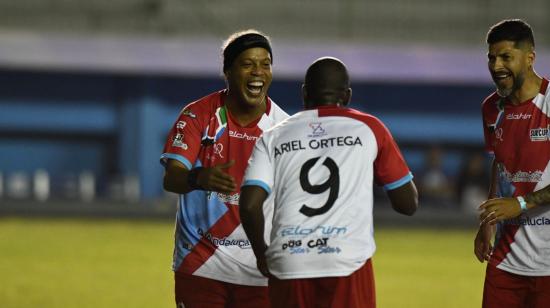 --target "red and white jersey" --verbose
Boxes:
[482,78,550,276]
[243,106,413,279]
[160,90,288,286]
